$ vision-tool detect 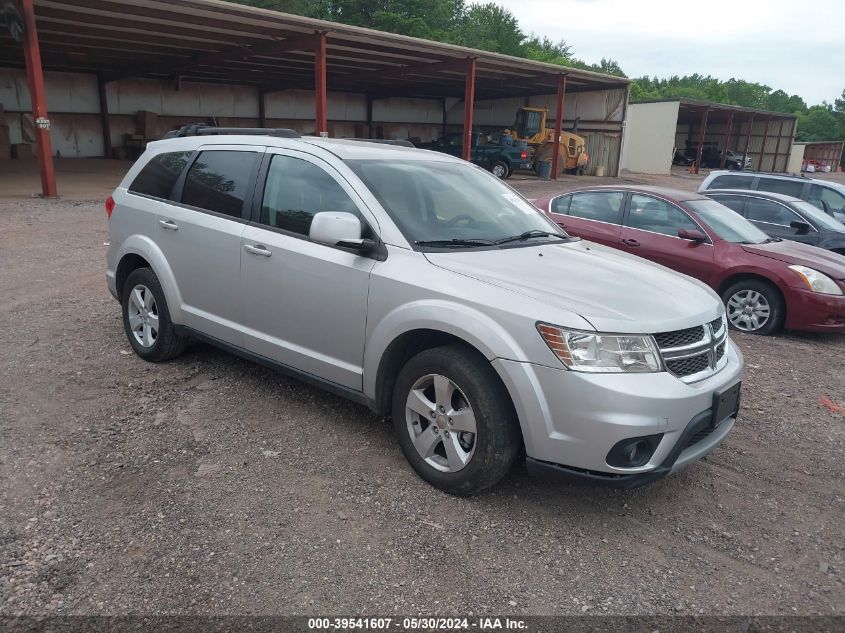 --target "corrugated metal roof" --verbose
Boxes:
[632,98,796,120]
[0,0,629,99]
